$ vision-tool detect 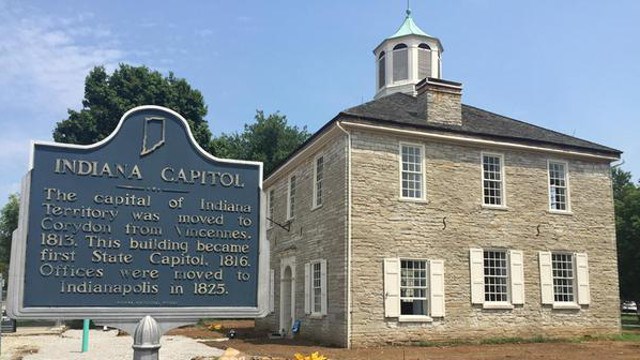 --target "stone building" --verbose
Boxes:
[255,10,621,348]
